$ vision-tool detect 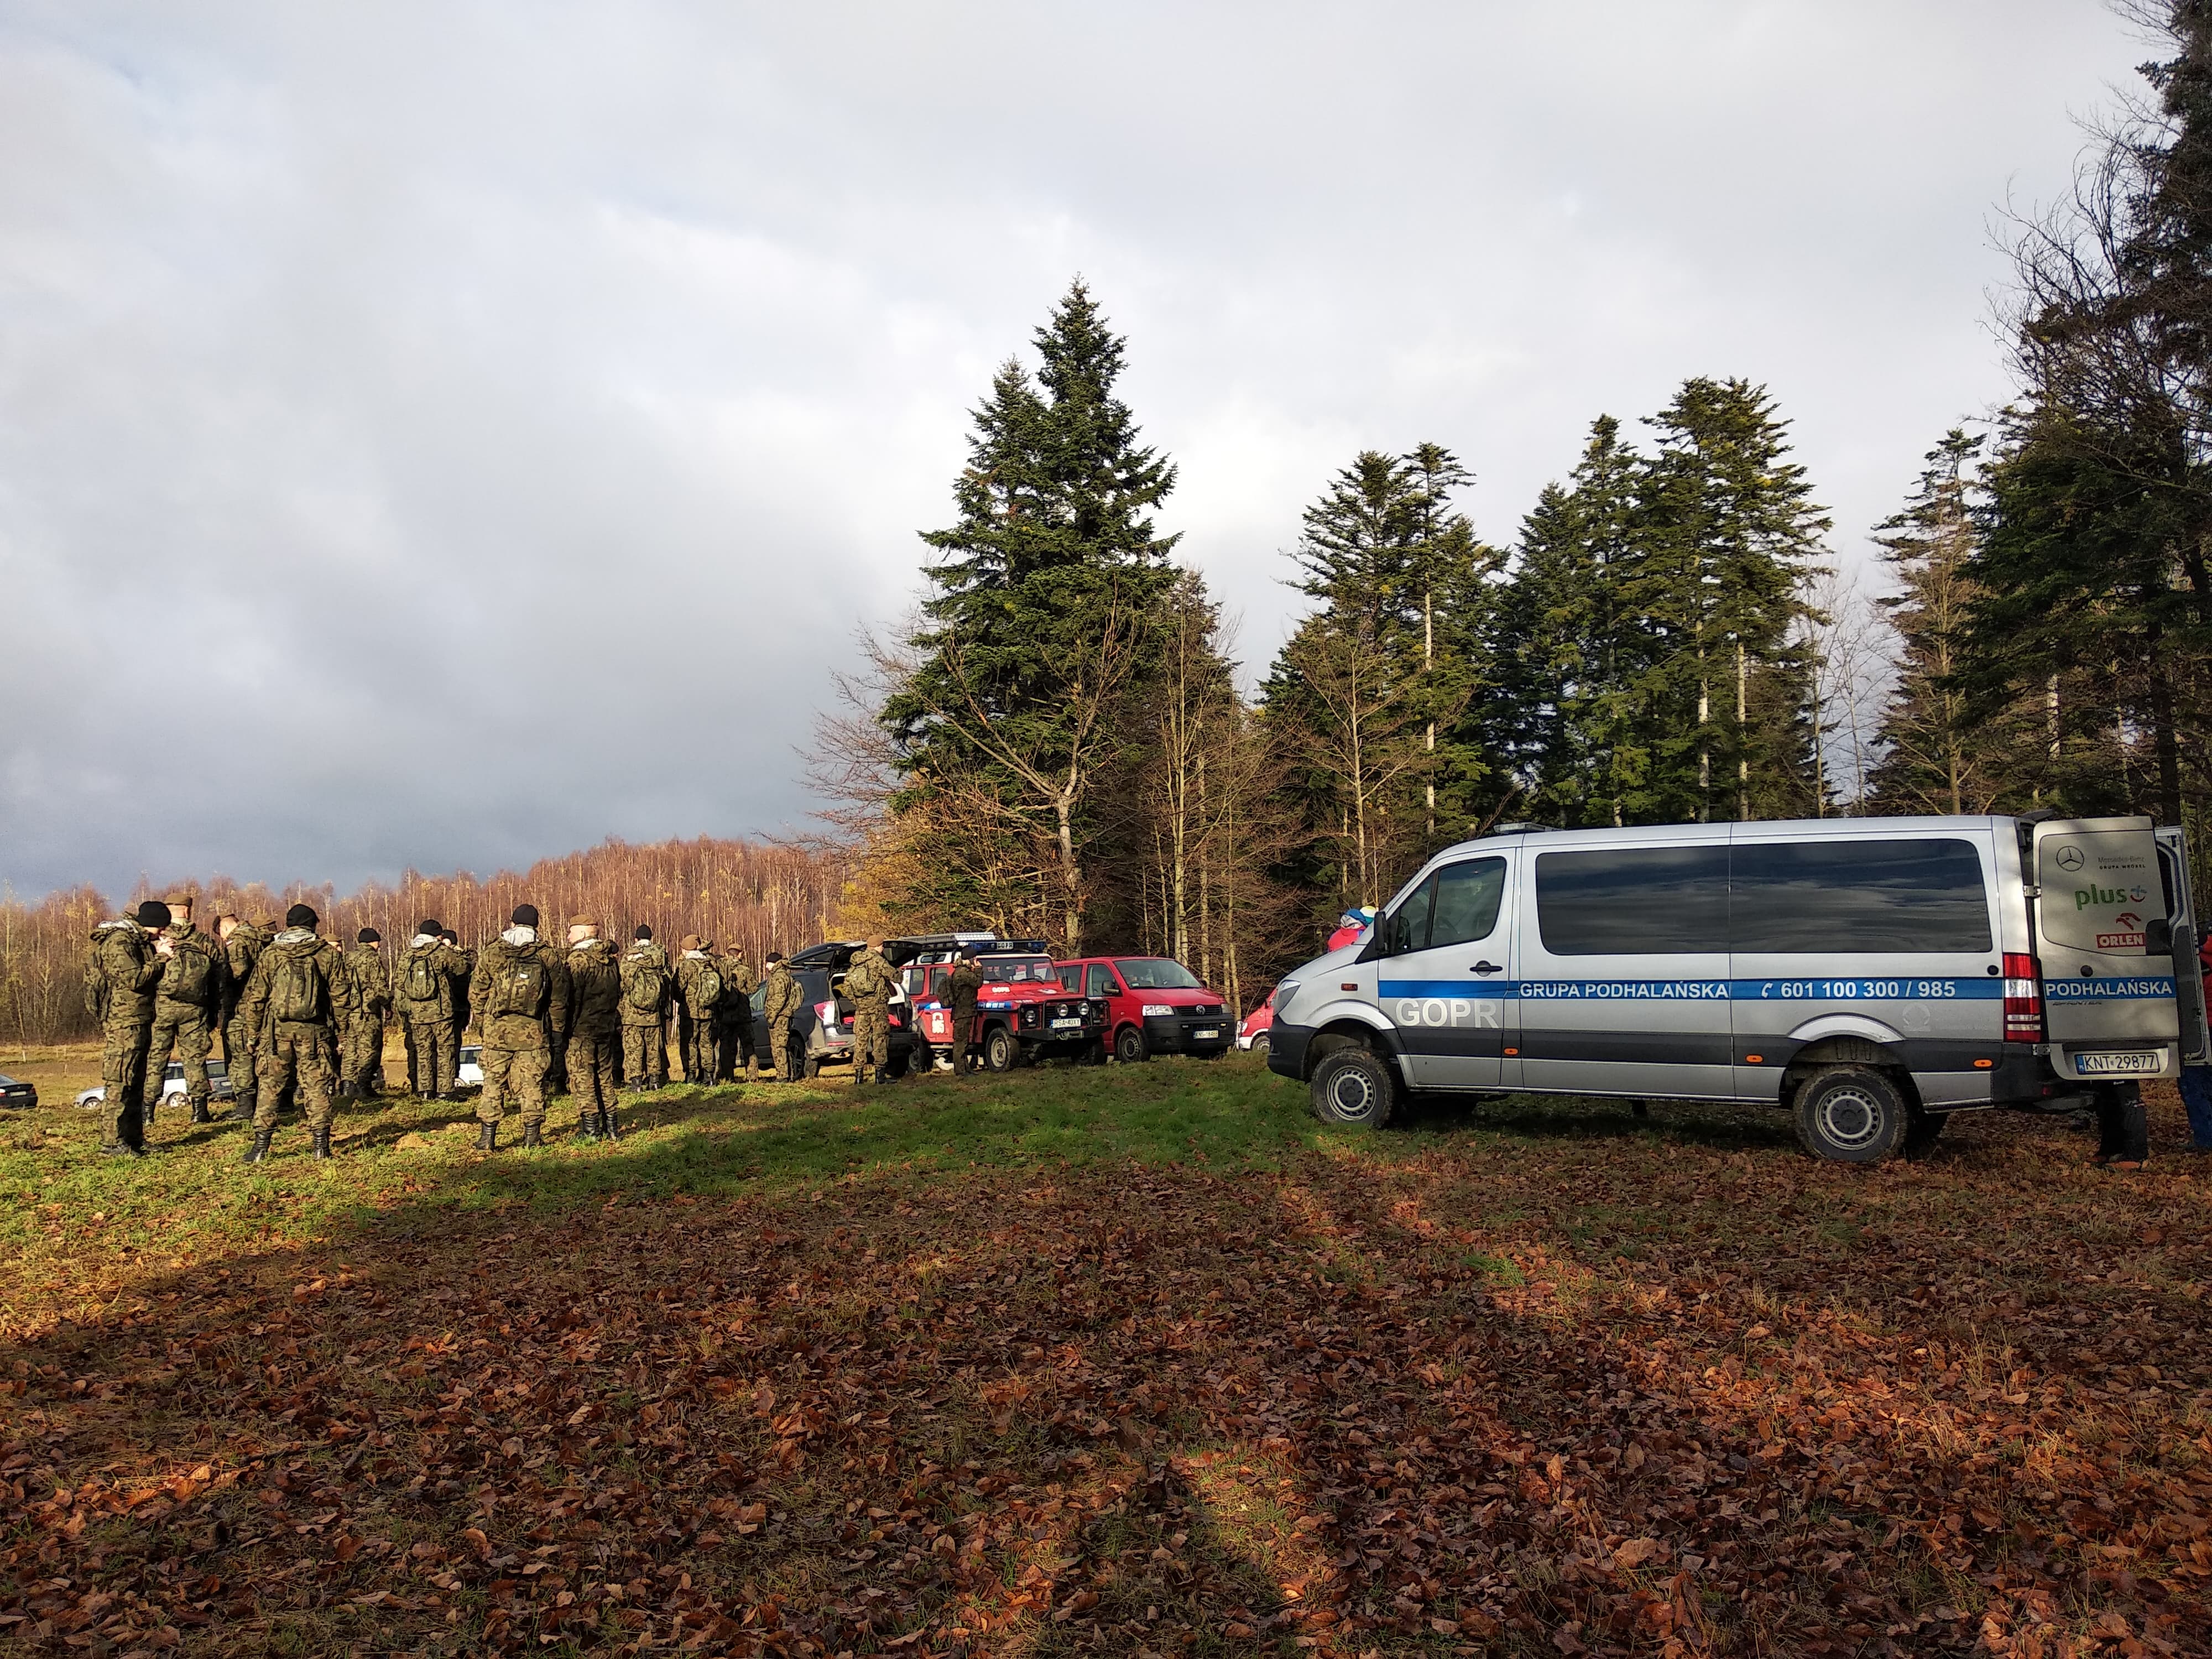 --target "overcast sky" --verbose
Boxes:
[0,2,2153,901]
